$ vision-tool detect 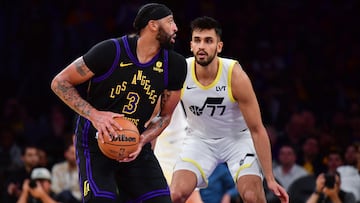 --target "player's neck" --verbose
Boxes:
[195,58,219,86]
[137,35,160,63]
